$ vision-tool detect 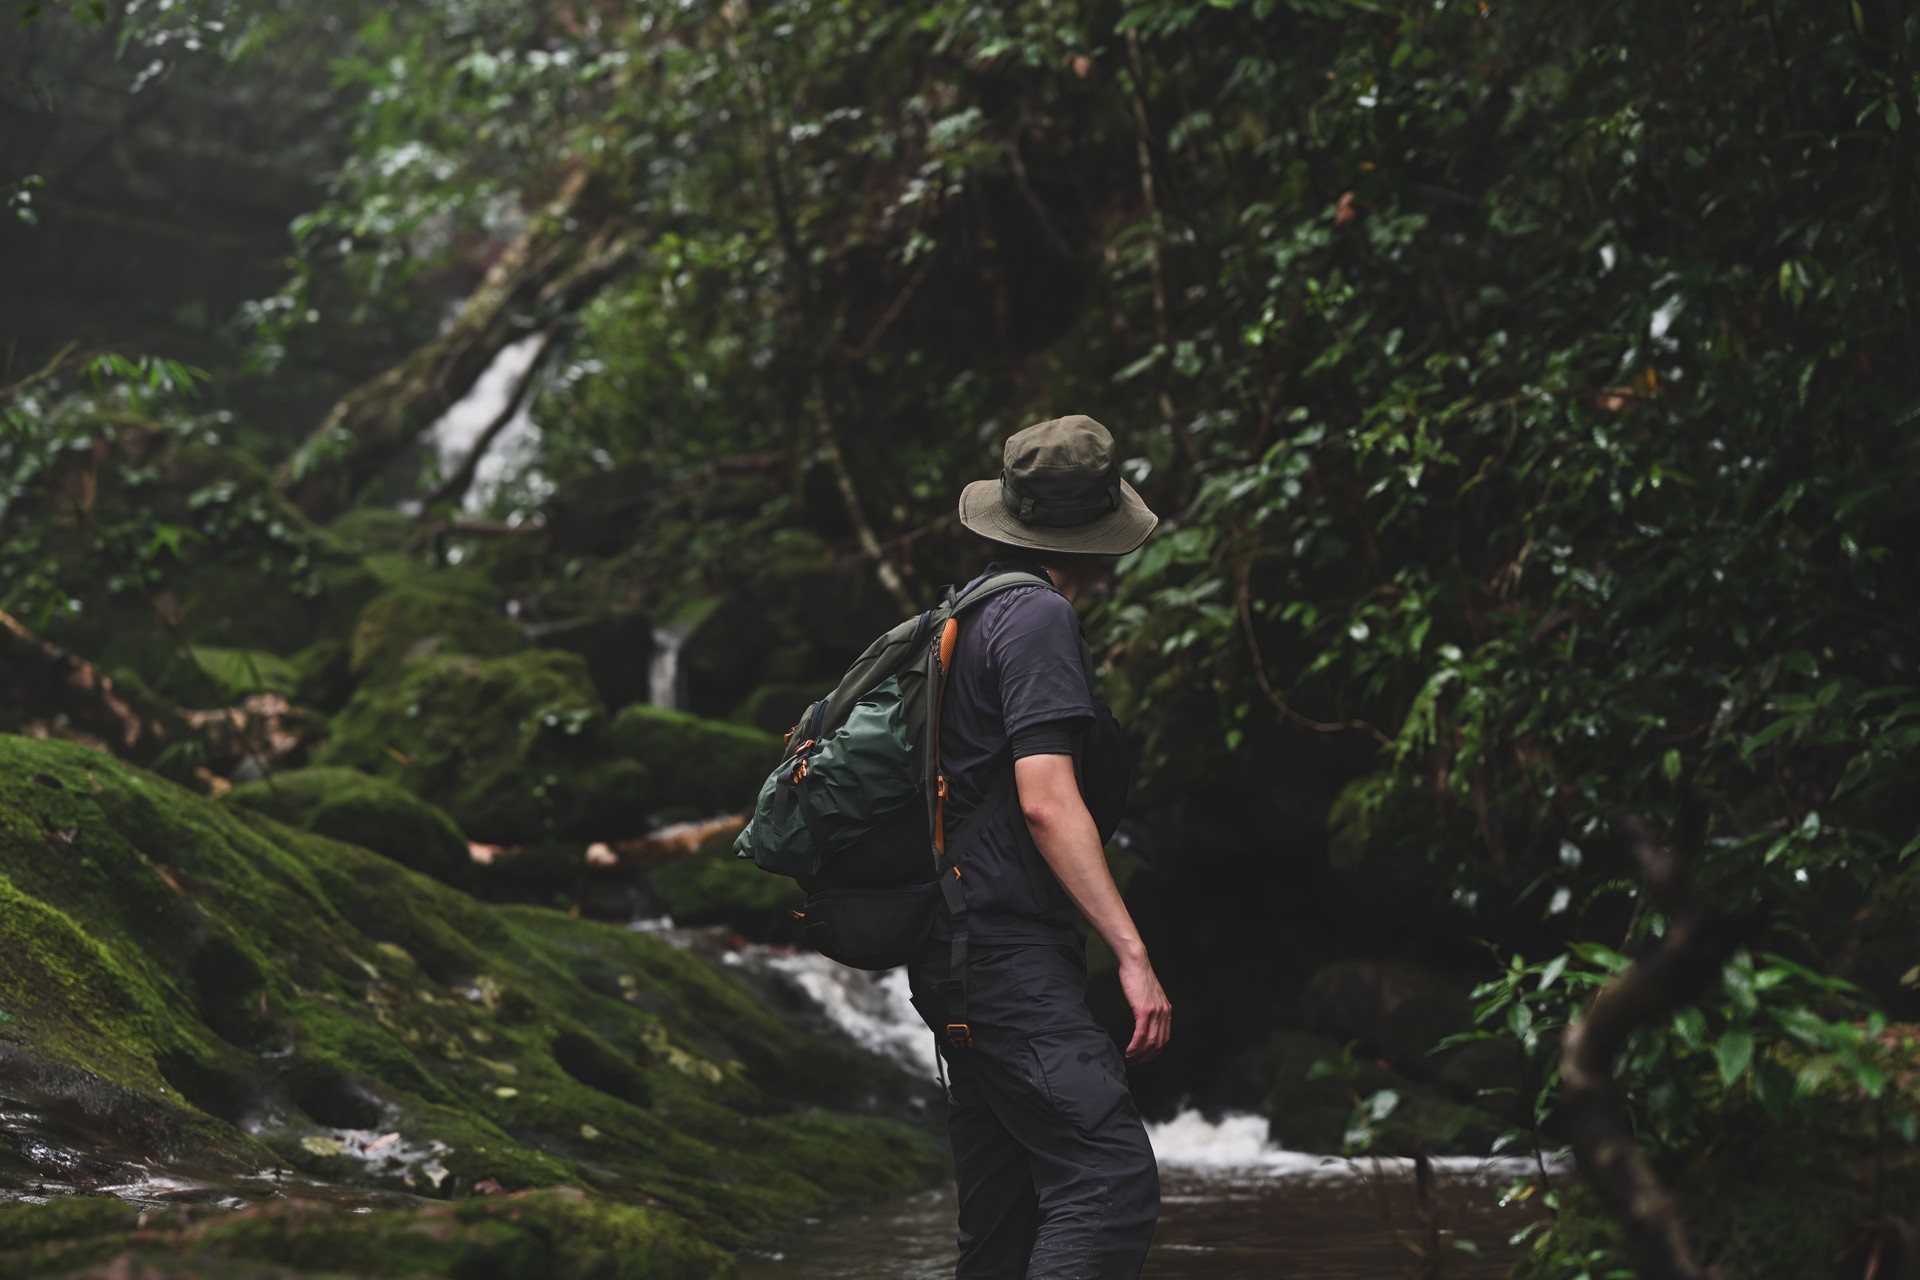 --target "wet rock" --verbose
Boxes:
[0,733,940,1264]
[221,767,470,882]
[318,650,646,843]
[606,704,780,819]
[348,587,528,682]
[526,609,654,711]
[1302,959,1474,1083]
